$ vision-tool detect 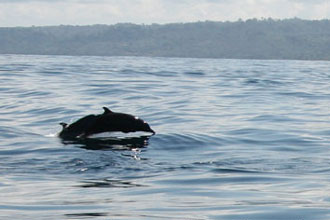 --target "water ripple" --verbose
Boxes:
[0,55,330,219]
